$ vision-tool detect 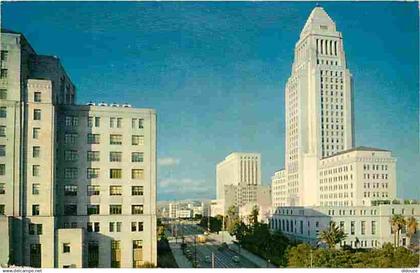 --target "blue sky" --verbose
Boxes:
[3,1,418,201]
